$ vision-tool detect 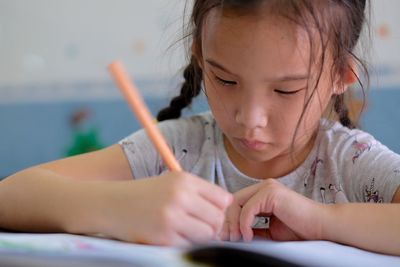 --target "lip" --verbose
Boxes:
[238,138,267,150]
